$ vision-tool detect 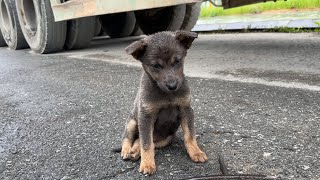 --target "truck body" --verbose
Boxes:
[0,0,276,54]
[50,0,198,22]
